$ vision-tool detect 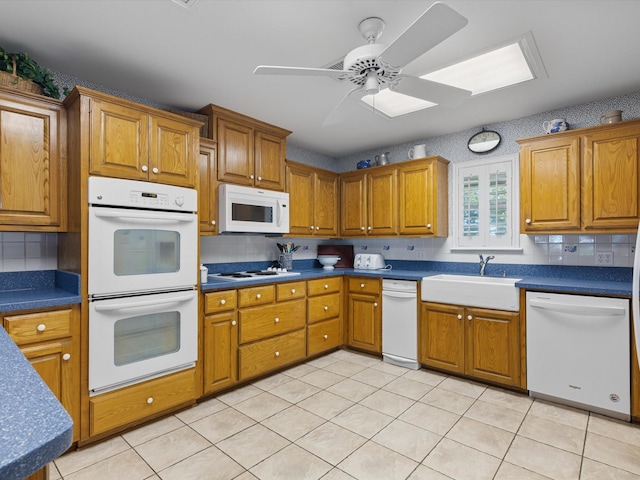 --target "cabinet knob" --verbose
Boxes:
[62,353,71,361]
[360,283,365,288]
[374,302,378,307]
[274,317,280,323]
[525,218,532,224]
[152,167,159,174]
[256,293,261,299]
[361,226,365,231]
[274,351,280,357]
[211,220,216,225]
[316,226,320,230]
[147,397,154,405]
[324,305,329,311]
[231,320,237,326]
[220,299,226,305]
[250,174,255,179]
[324,284,329,289]
[310,225,314,230]
[37,324,46,332]
[258,176,262,181]
[457,314,463,320]
[141,165,148,172]
[467,315,473,321]
[323,335,328,340]
[291,288,296,294]
[367,226,372,231]
[427,223,432,229]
